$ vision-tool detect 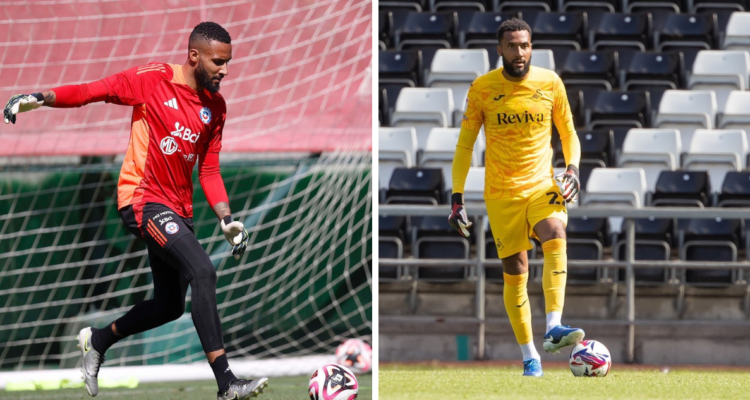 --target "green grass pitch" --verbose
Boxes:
[380,364,750,400]
[0,374,372,400]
